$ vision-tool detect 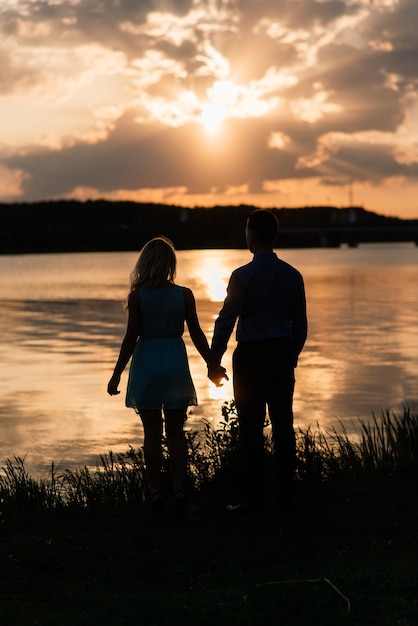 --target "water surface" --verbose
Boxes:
[0,244,417,475]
